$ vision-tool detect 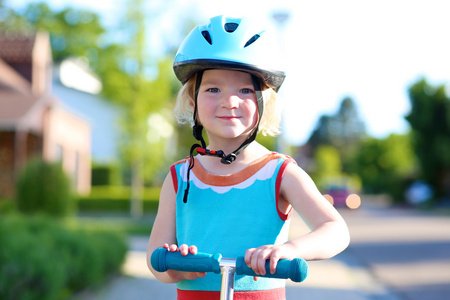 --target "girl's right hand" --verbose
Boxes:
[162,243,207,281]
